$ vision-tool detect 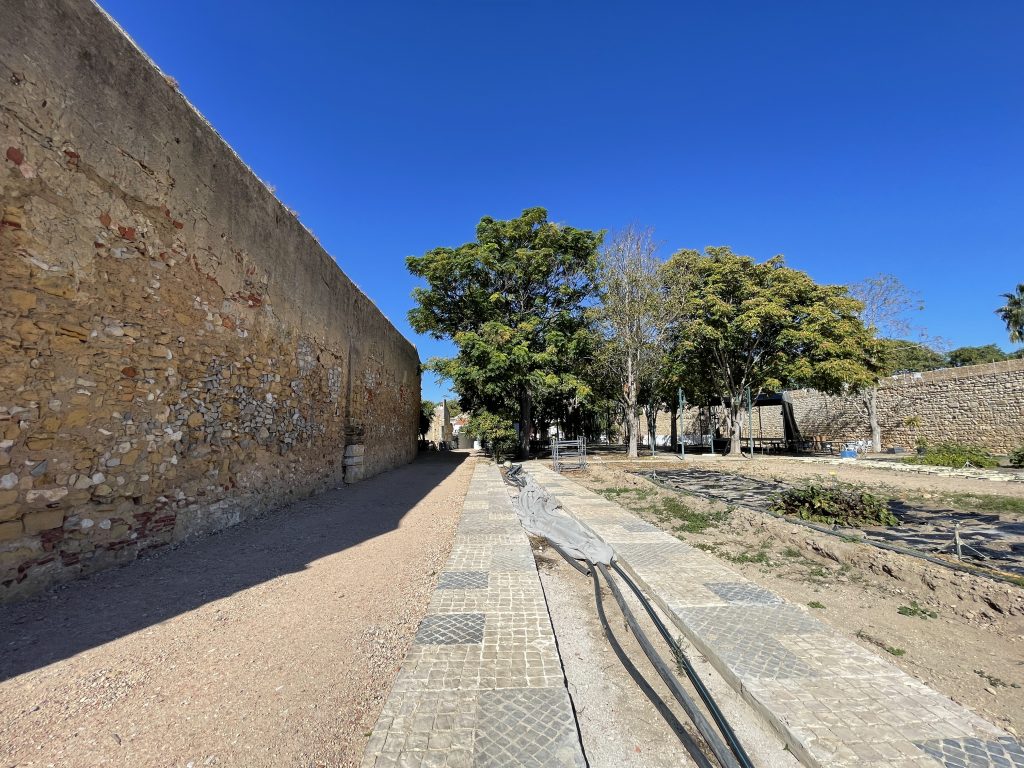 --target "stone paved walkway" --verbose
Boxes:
[361,462,585,768]
[526,463,1024,768]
